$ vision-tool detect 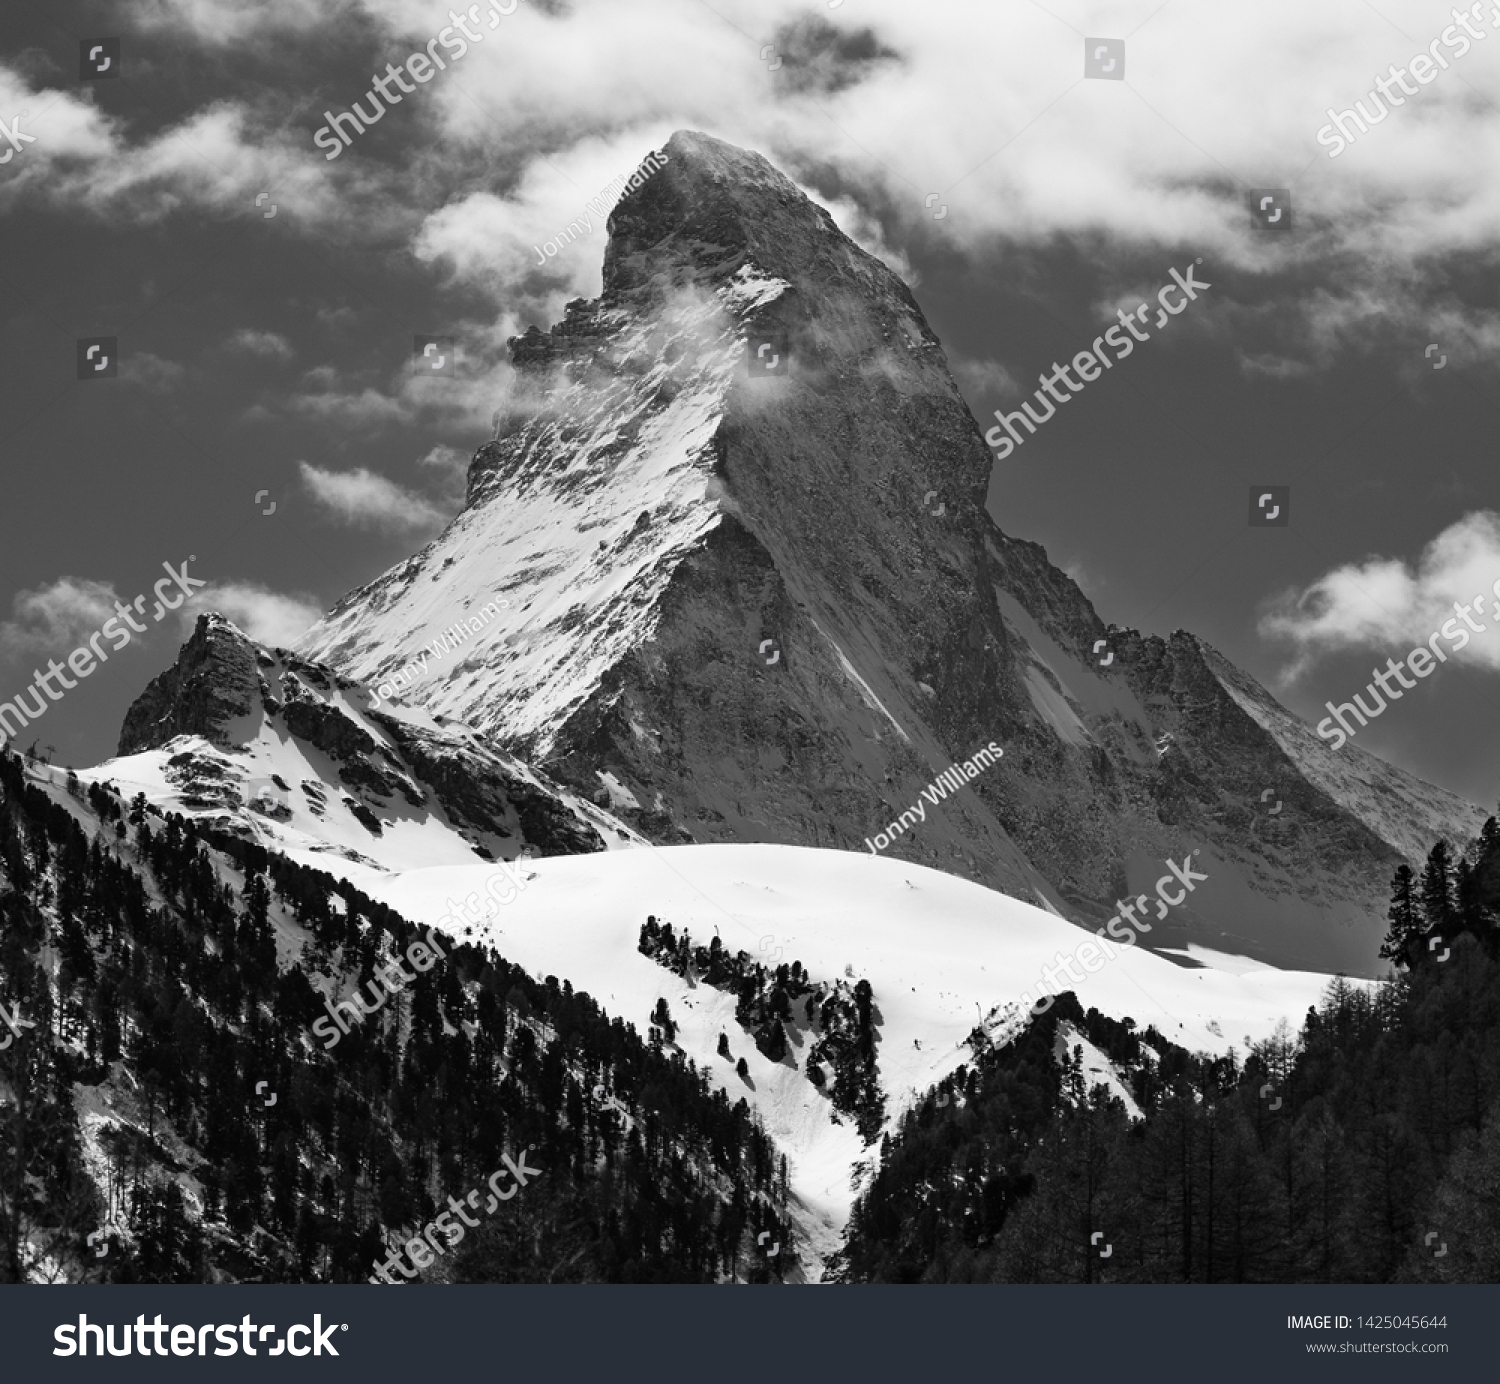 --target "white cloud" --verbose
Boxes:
[125,0,336,45]
[12,0,1500,378]
[412,125,675,328]
[1238,353,1314,379]
[281,350,514,434]
[391,0,1500,374]
[299,462,450,532]
[183,582,325,648]
[228,329,293,358]
[120,351,186,392]
[1259,510,1500,677]
[417,443,468,474]
[951,356,1022,400]
[416,444,472,502]
[0,64,117,176]
[0,66,390,232]
[0,578,119,660]
[808,190,916,283]
[288,387,413,427]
